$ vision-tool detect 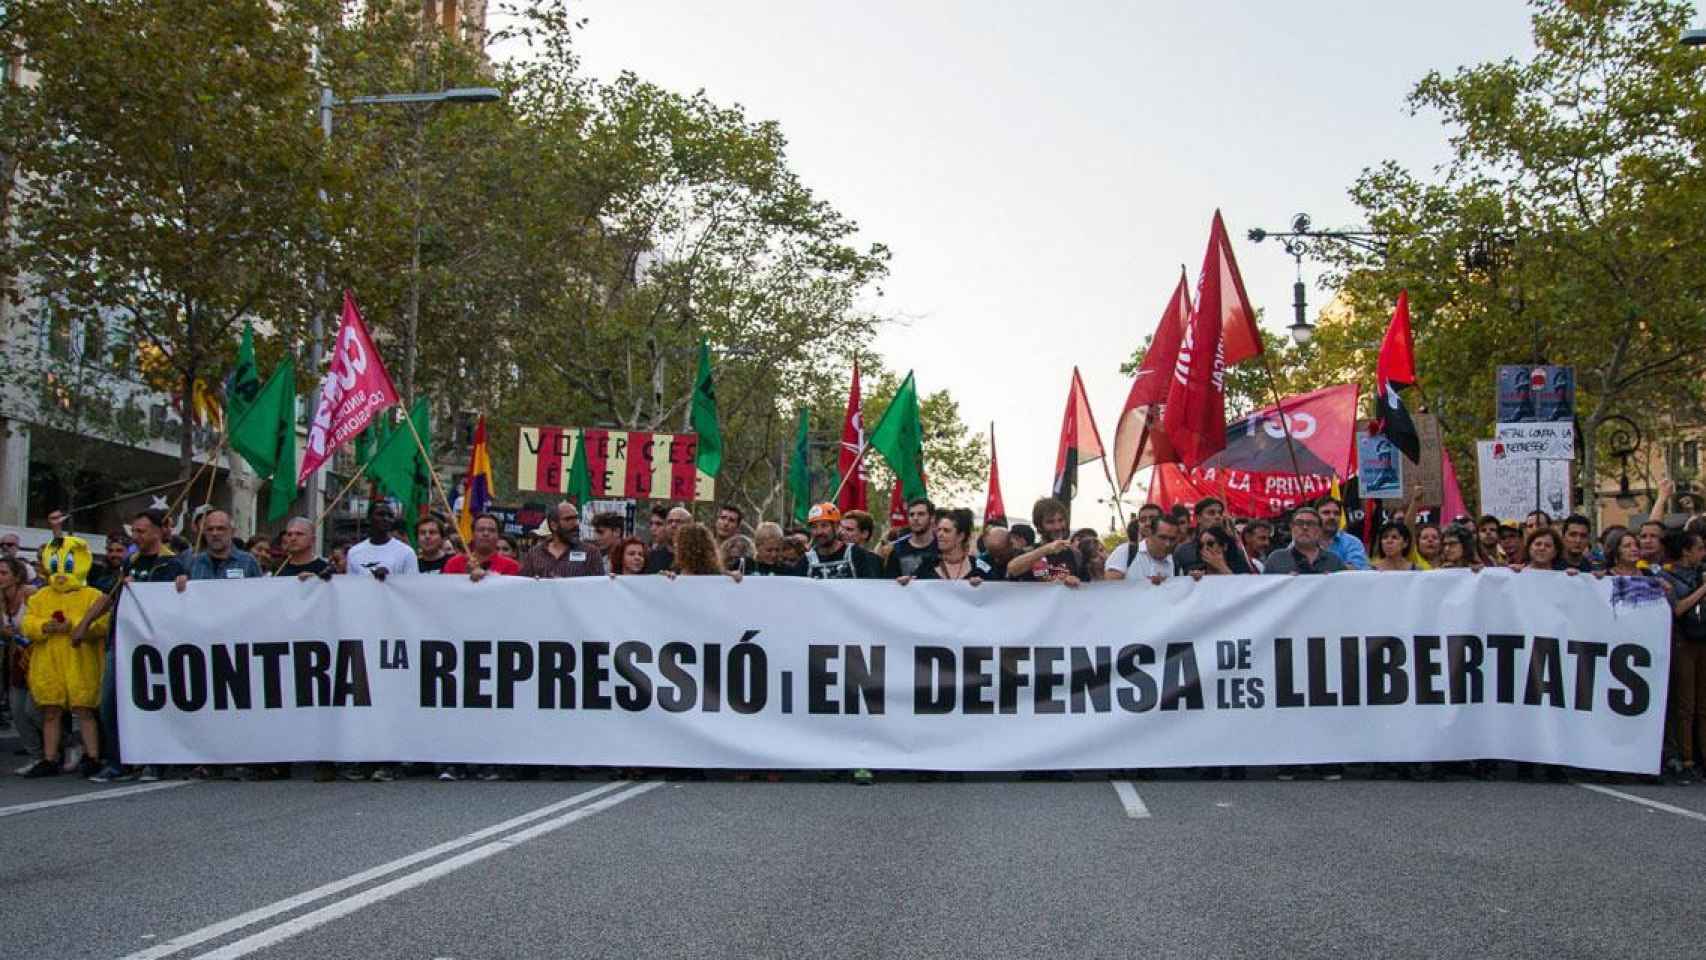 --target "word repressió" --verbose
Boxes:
[128,633,1652,719]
